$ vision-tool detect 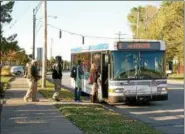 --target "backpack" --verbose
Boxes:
[52,63,62,79]
[70,66,77,79]
[52,68,58,79]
